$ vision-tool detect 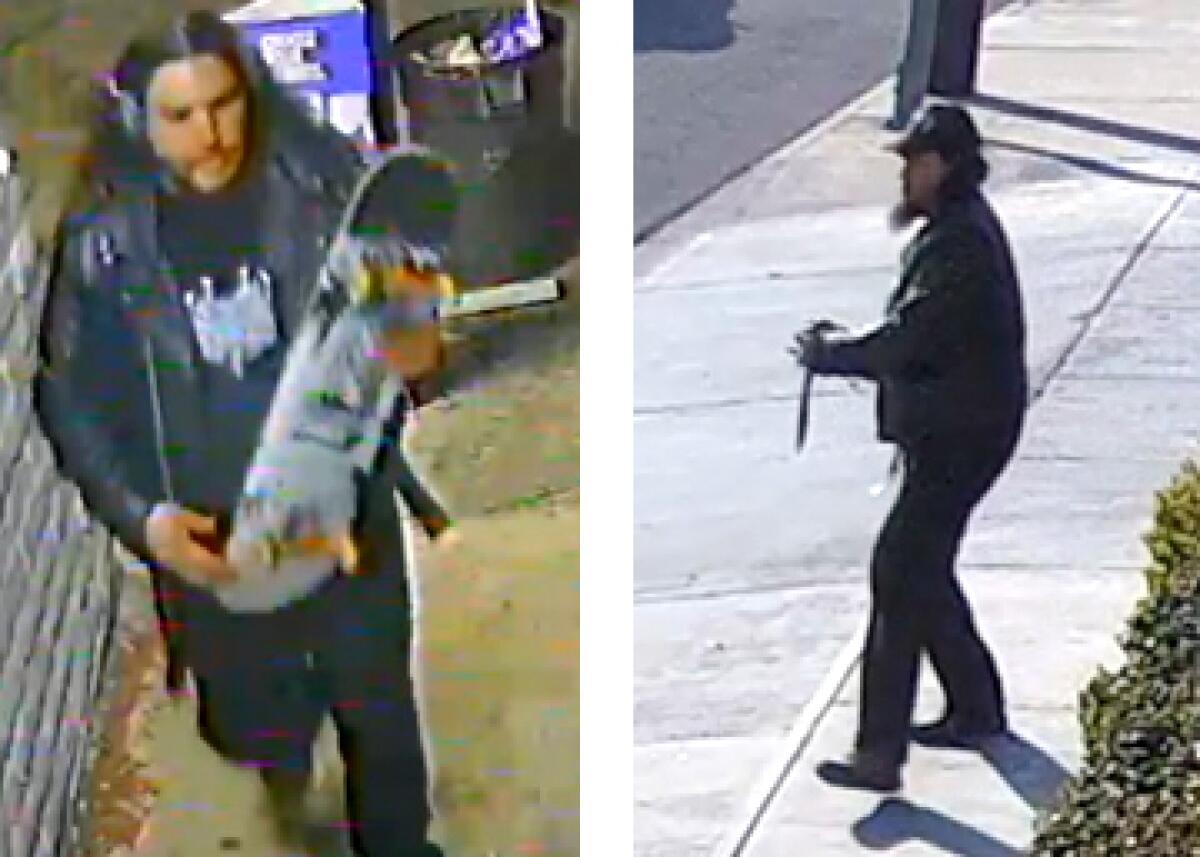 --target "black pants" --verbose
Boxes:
[162,559,432,857]
[856,425,1019,765]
